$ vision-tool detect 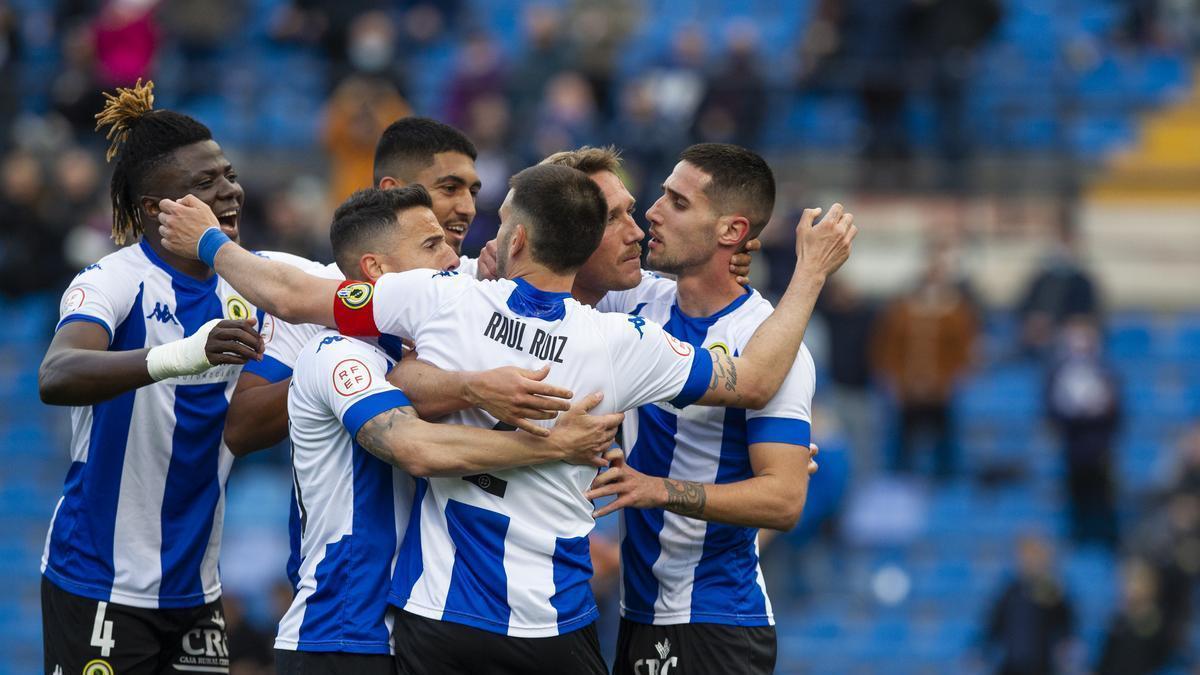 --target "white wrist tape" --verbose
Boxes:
[146,318,221,381]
